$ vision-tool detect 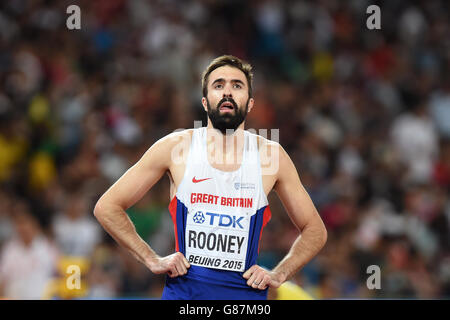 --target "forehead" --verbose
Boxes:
[208,65,248,85]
